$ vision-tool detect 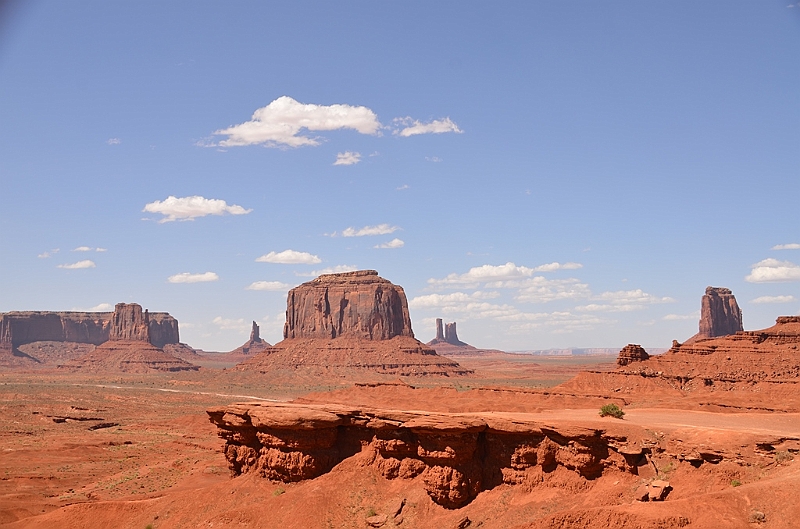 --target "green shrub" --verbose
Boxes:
[599,403,625,419]
[273,486,285,496]
[731,479,741,487]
